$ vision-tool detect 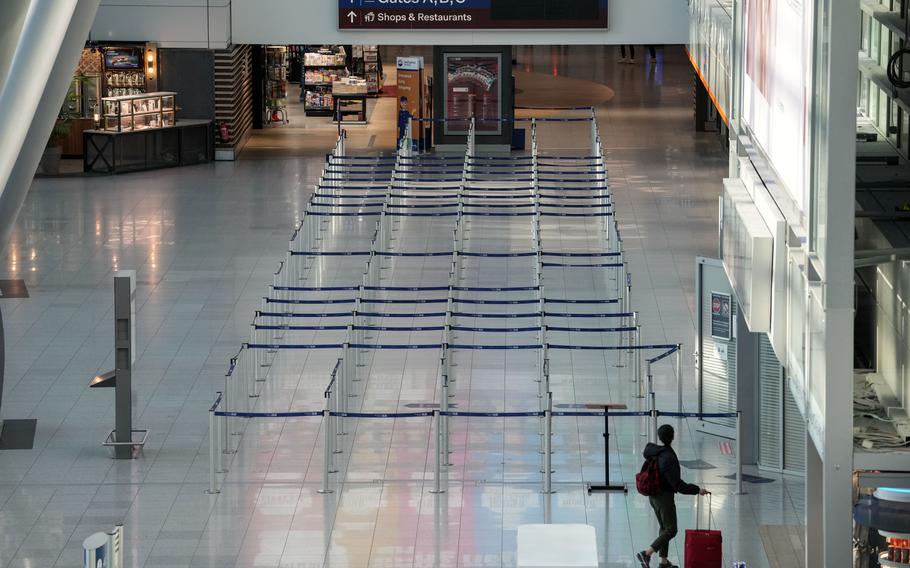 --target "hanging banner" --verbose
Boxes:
[339,0,608,30]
